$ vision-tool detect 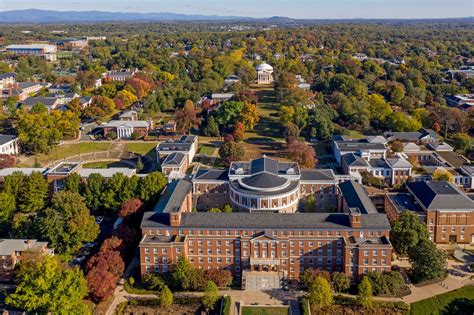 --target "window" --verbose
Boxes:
[372,250,377,256]
[145,266,151,272]
[381,259,386,265]
[299,241,303,247]
[154,266,160,272]
[364,250,369,256]
[145,248,150,254]
[381,250,386,256]
[364,259,368,265]
[208,257,212,263]
[153,248,158,254]
[372,259,377,265]
[290,241,295,247]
